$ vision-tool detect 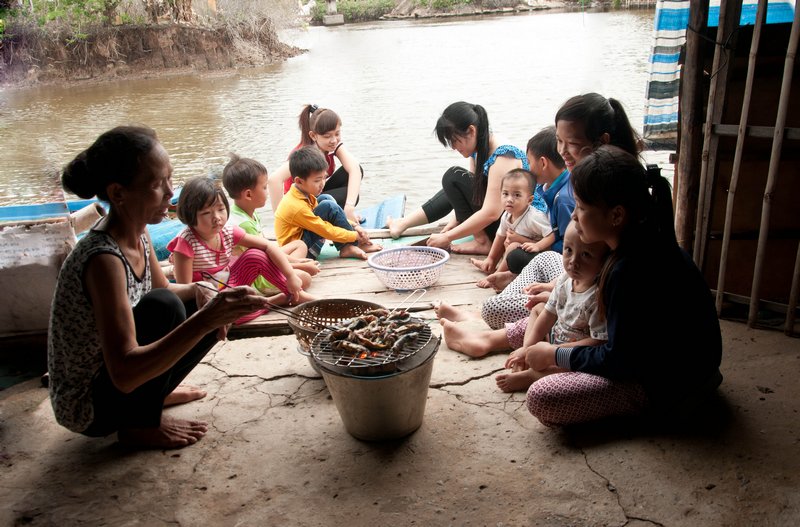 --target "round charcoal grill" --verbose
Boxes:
[310,317,433,376]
